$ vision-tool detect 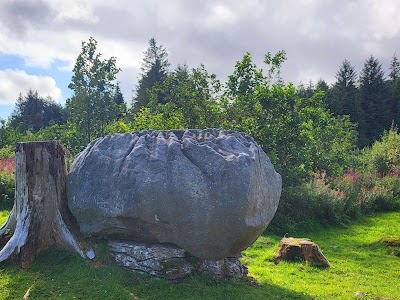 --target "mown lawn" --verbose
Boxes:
[244,211,400,300]
[0,211,399,299]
